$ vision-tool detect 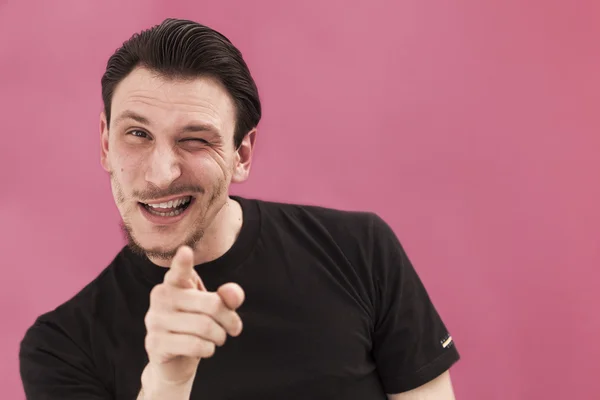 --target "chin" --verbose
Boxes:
[126,230,203,261]
[140,233,184,251]
[121,215,205,261]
